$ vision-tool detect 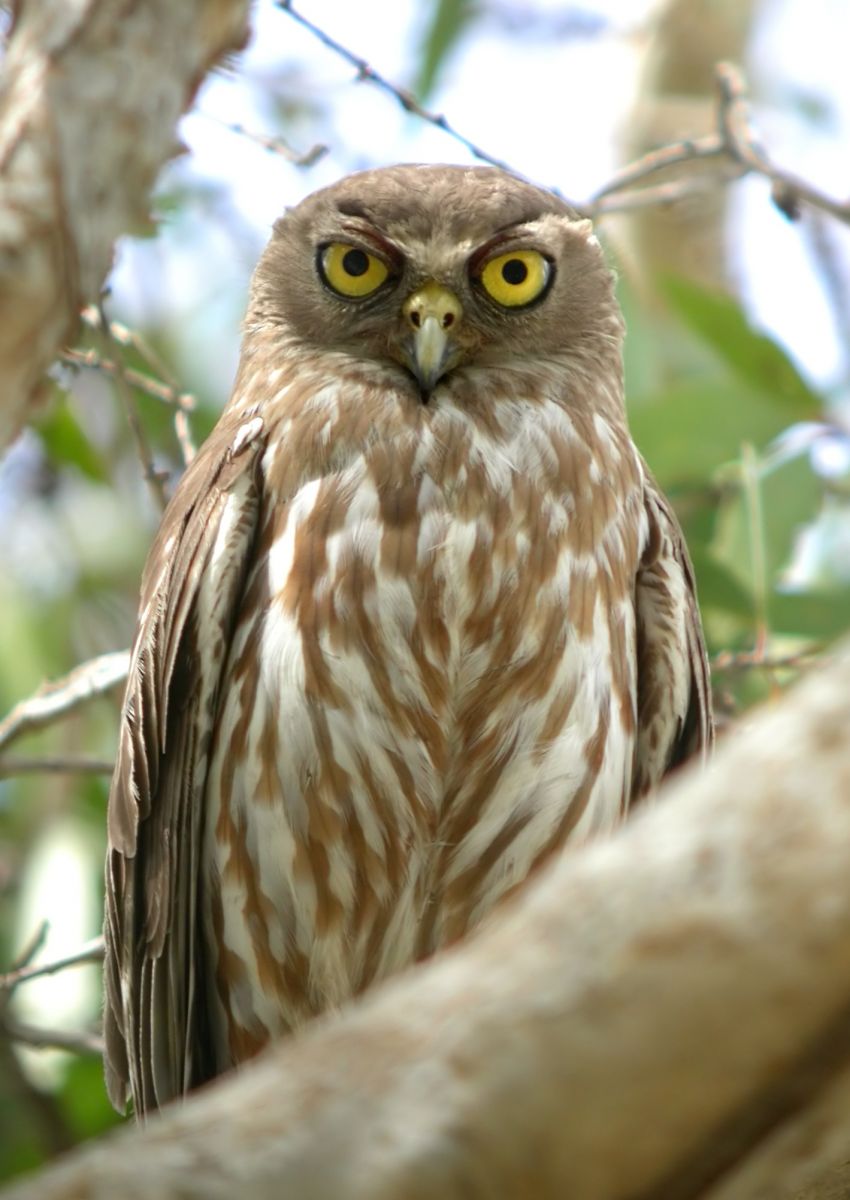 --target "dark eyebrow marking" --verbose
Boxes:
[336,199,372,219]
[467,221,546,273]
[332,219,404,270]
